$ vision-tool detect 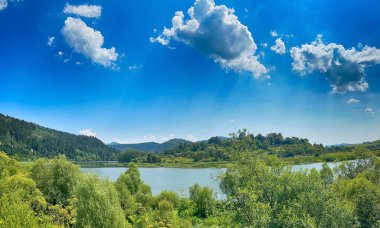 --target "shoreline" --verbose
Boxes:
[76,154,379,168]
